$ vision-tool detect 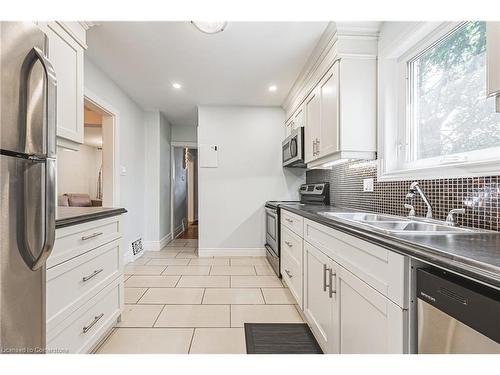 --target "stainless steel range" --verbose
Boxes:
[264,183,329,277]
